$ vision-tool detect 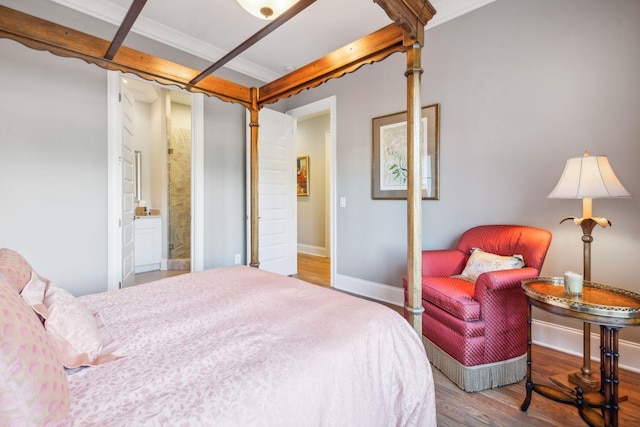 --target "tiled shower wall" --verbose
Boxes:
[168,127,191,268]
